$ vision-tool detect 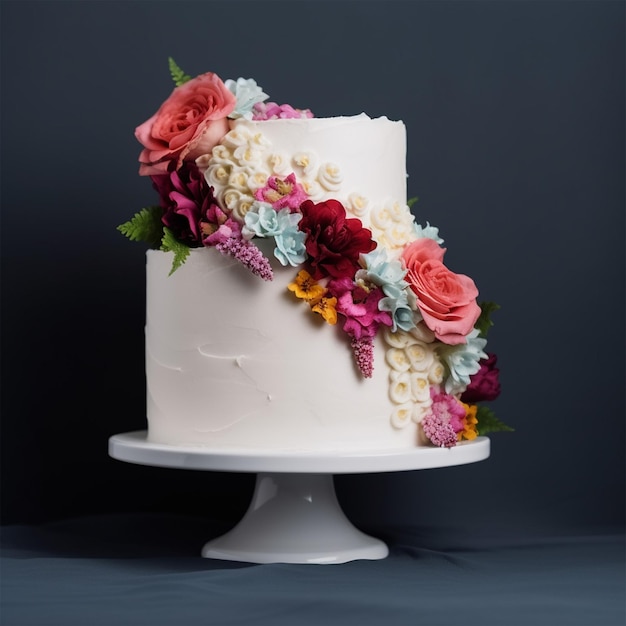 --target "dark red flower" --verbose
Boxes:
[461,353,501,403]
[298,199,376,280]
[151,161,215,246]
